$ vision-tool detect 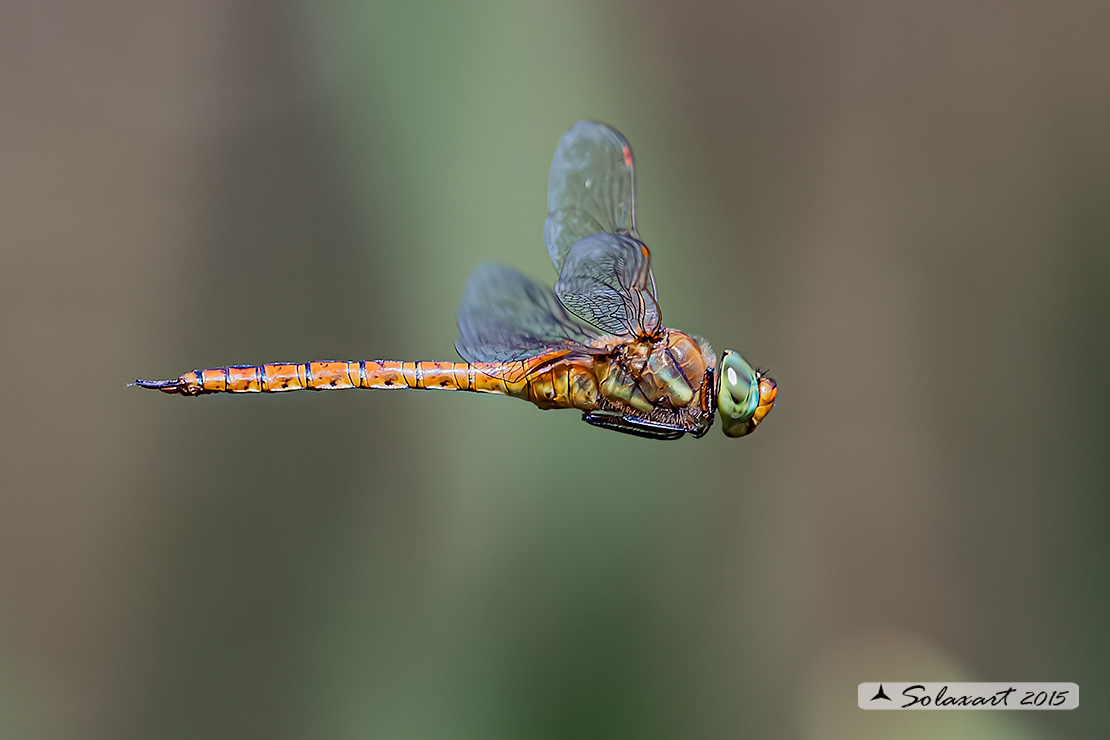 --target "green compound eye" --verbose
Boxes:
[717,350,775,438]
